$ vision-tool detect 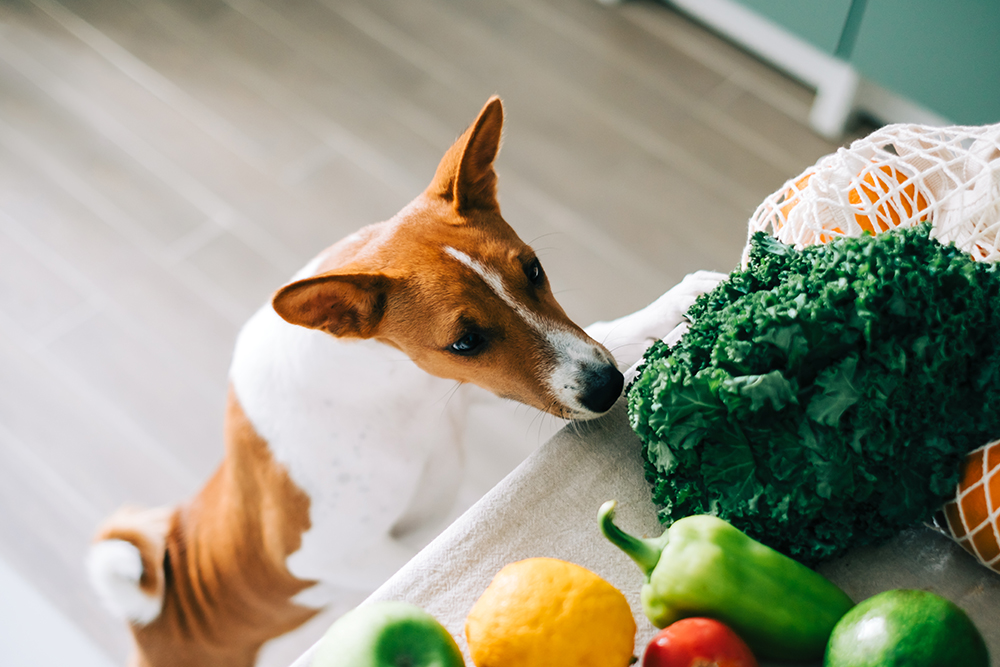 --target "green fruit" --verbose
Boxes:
[312,601,465,667]
[824,589,989,667]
